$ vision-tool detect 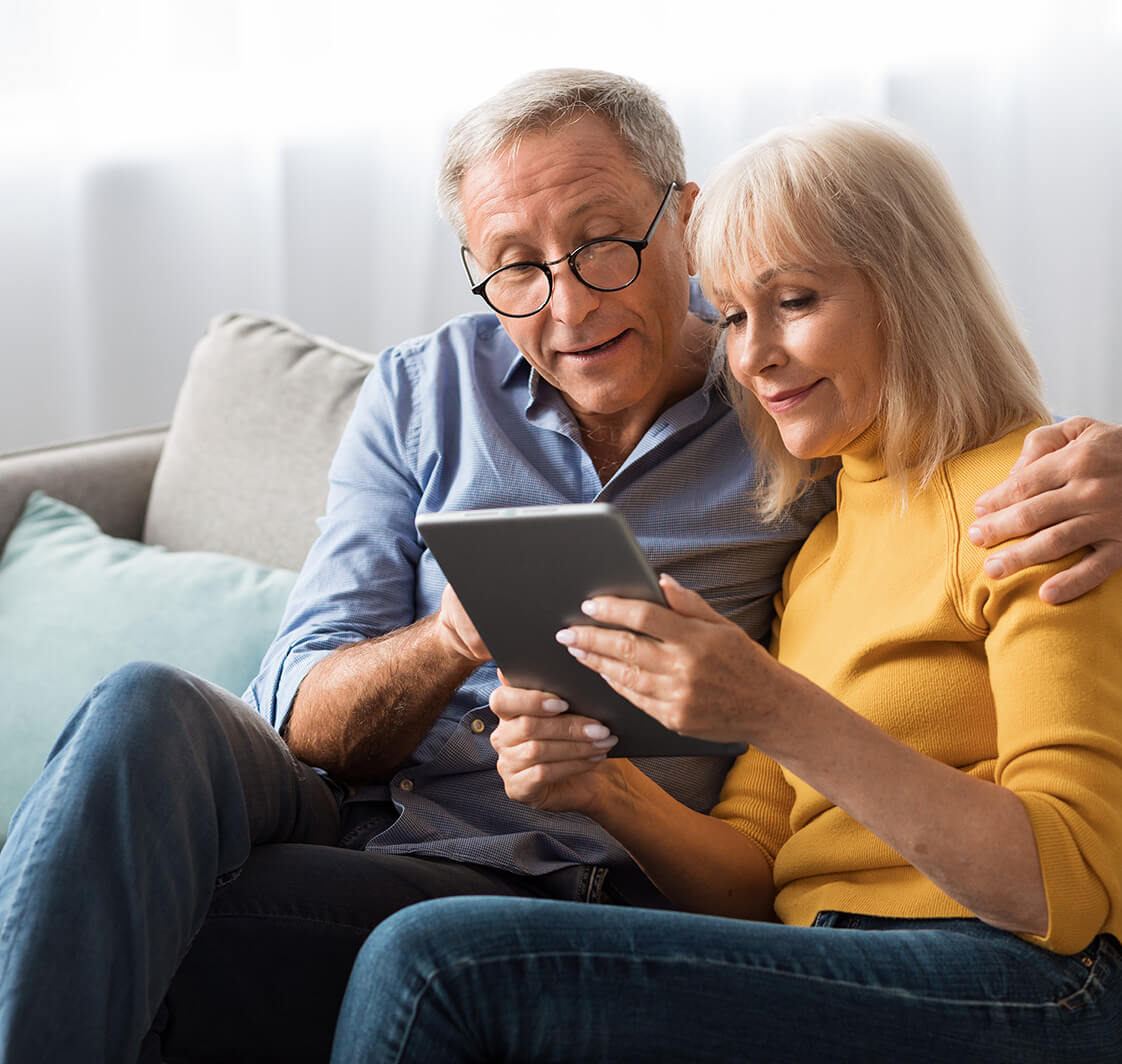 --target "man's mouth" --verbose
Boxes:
[558,330,628,357]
